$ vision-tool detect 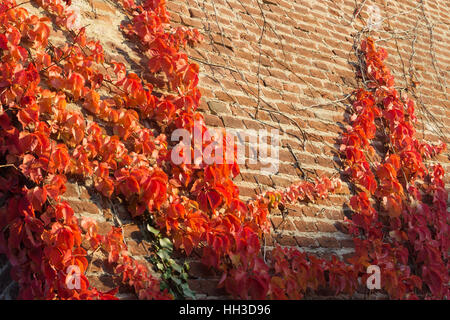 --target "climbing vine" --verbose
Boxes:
[0,0,448,300]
